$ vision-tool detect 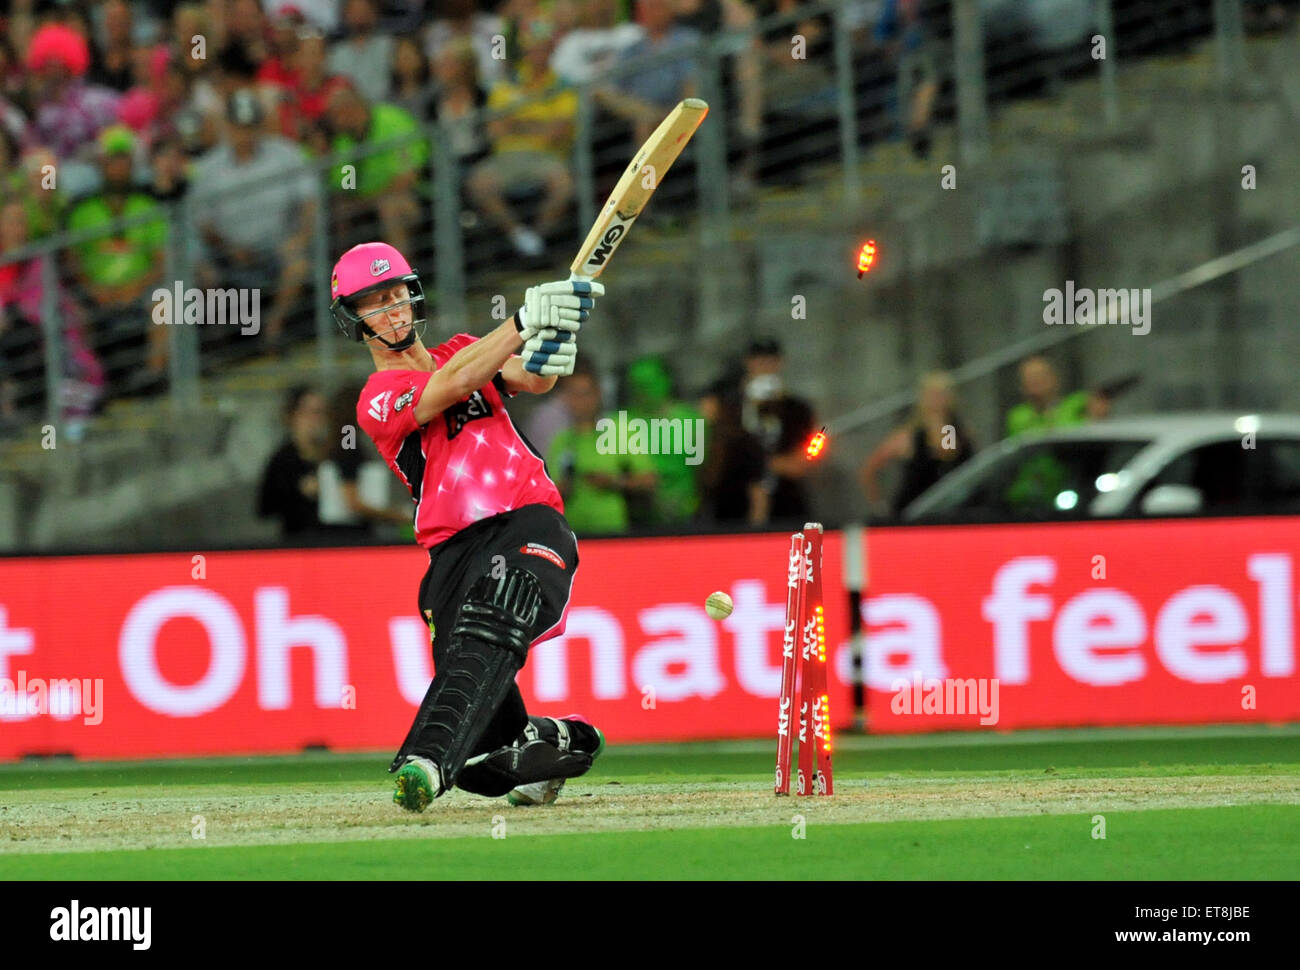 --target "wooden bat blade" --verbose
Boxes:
[570,98,708,280]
